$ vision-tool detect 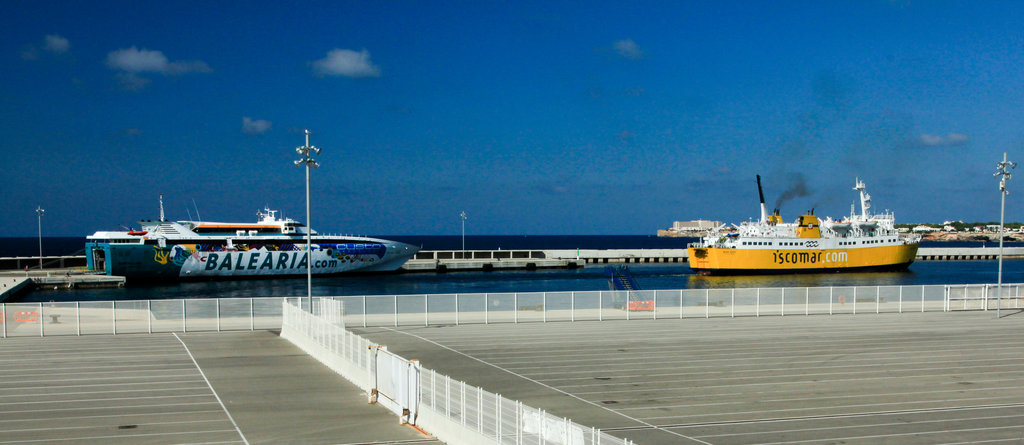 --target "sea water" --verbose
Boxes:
[5,236,1024,303]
